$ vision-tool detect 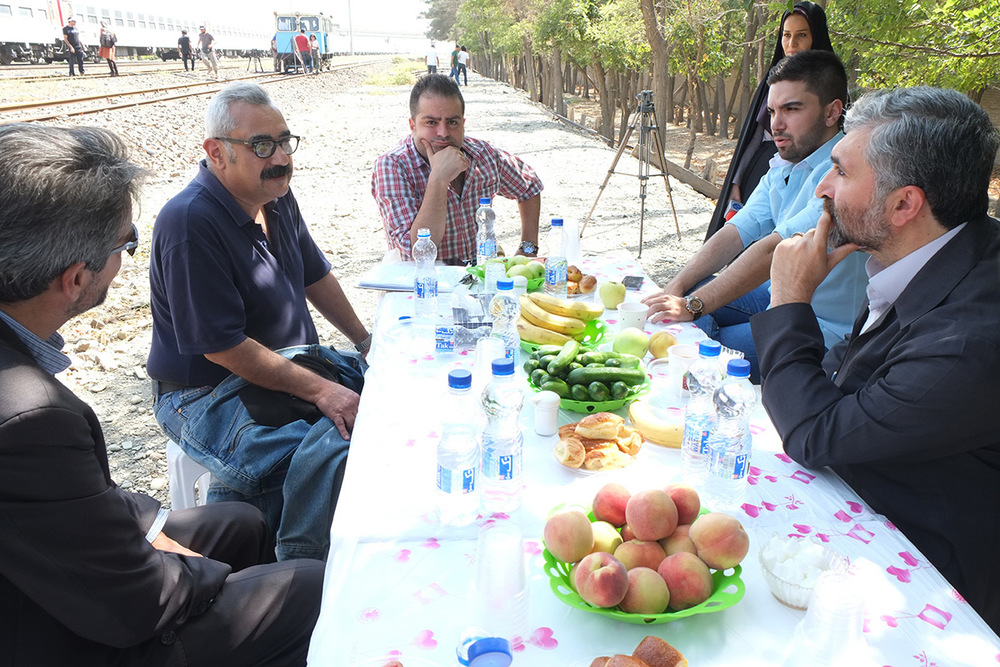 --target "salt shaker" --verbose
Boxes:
[531,390,561,436]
